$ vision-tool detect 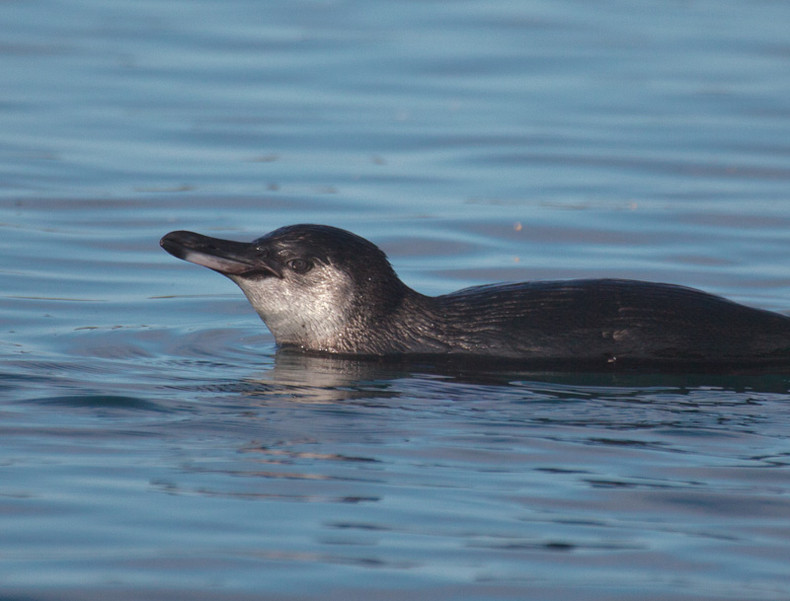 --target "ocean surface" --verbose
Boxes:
[3,1,790,599]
